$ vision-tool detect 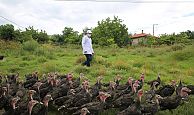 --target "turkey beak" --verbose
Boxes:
[87,109,90,113]
[16,96,21,101]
